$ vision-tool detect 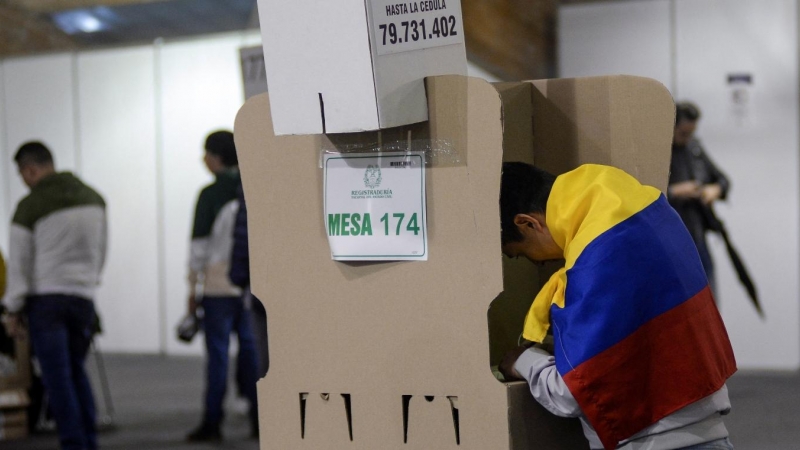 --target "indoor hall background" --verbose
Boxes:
[0,30,268,356]
[560,0,800,371]
[0,30,498,356]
